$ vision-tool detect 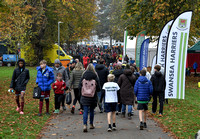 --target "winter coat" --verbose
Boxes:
[79,70,100,107]
[118,69,136,105]
[70,69,84,89]
[193,62,198,70]
[10,59,30,91]
[95,64,109,88]
[36,66,54,91]
[134,76,153,101]
[150,71,166,93]
[113,69,123,83]
[53,65,69,87]
[52,79,66,94]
